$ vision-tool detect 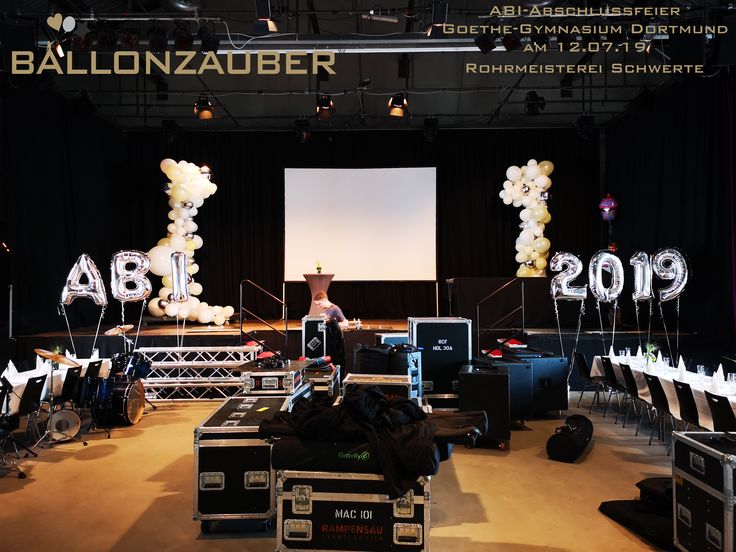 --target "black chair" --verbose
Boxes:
[1,375,46,472]
[600,357,626,420]
[619,364,645,431]
[673,380,700,431]
[643,373,677,452]
[704,390,736,432]
[54,367,82,408]
[76,360,103,408]
[574,352,606,412]
[0,378,25,478]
